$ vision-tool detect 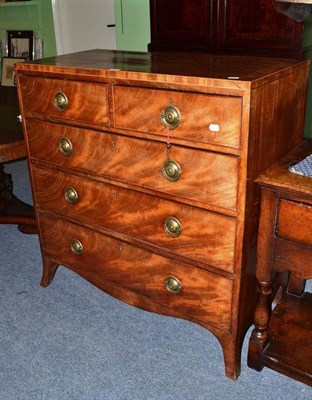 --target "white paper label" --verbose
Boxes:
[209,123,220,132]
